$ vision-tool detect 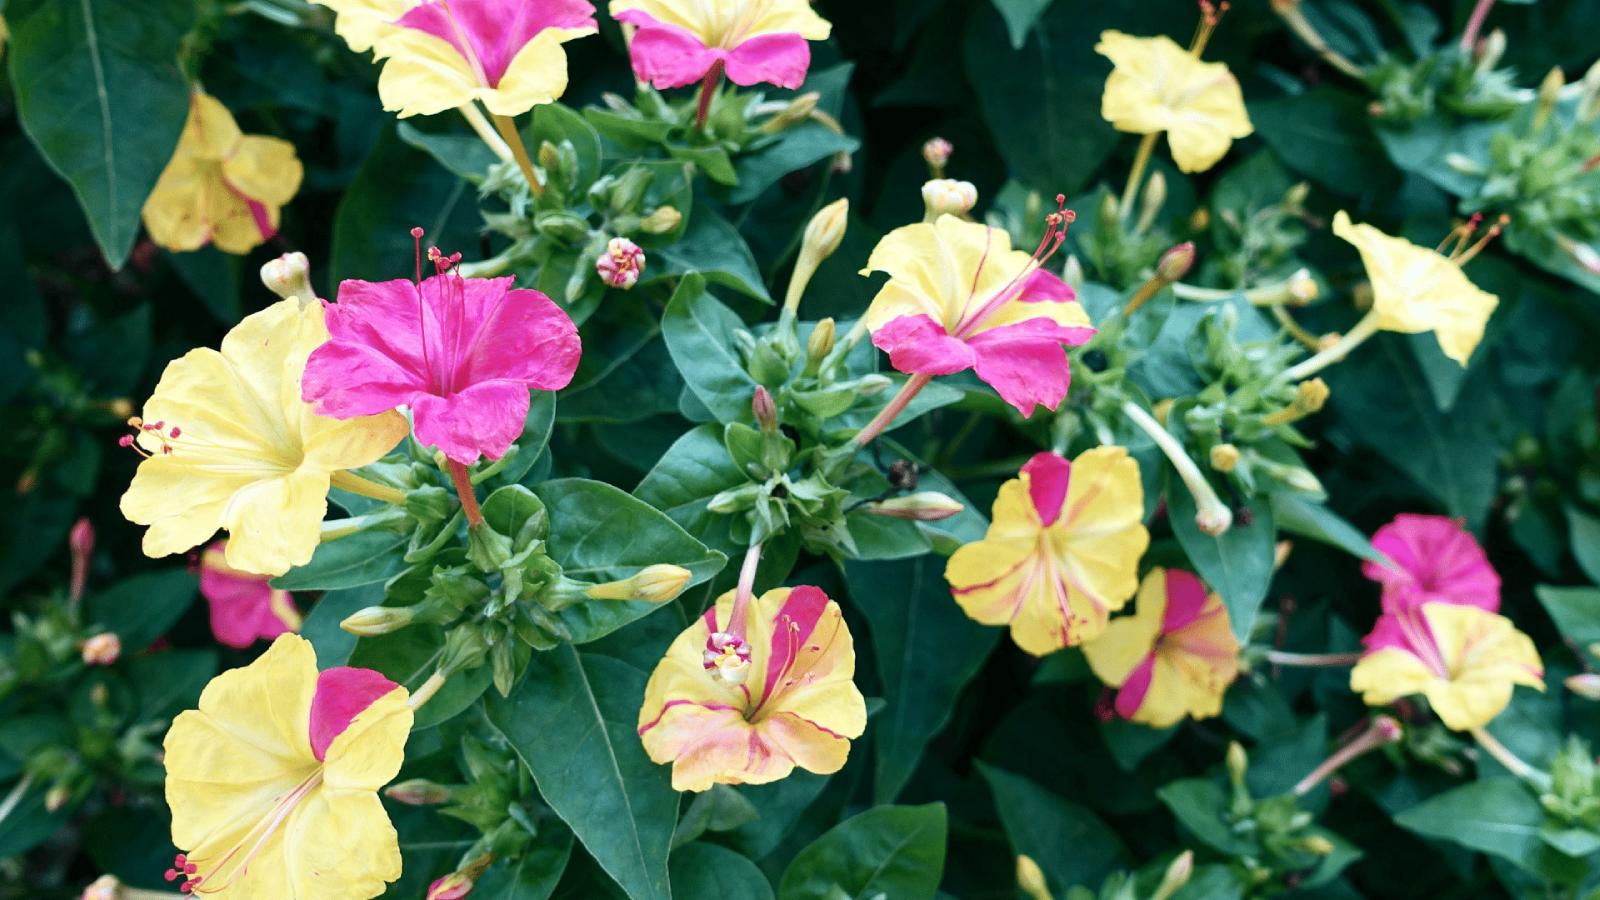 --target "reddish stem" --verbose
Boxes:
[854,373,933,448]
[1459,0,1495,51]
[447,460,484,529]
[695,61,725,130]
